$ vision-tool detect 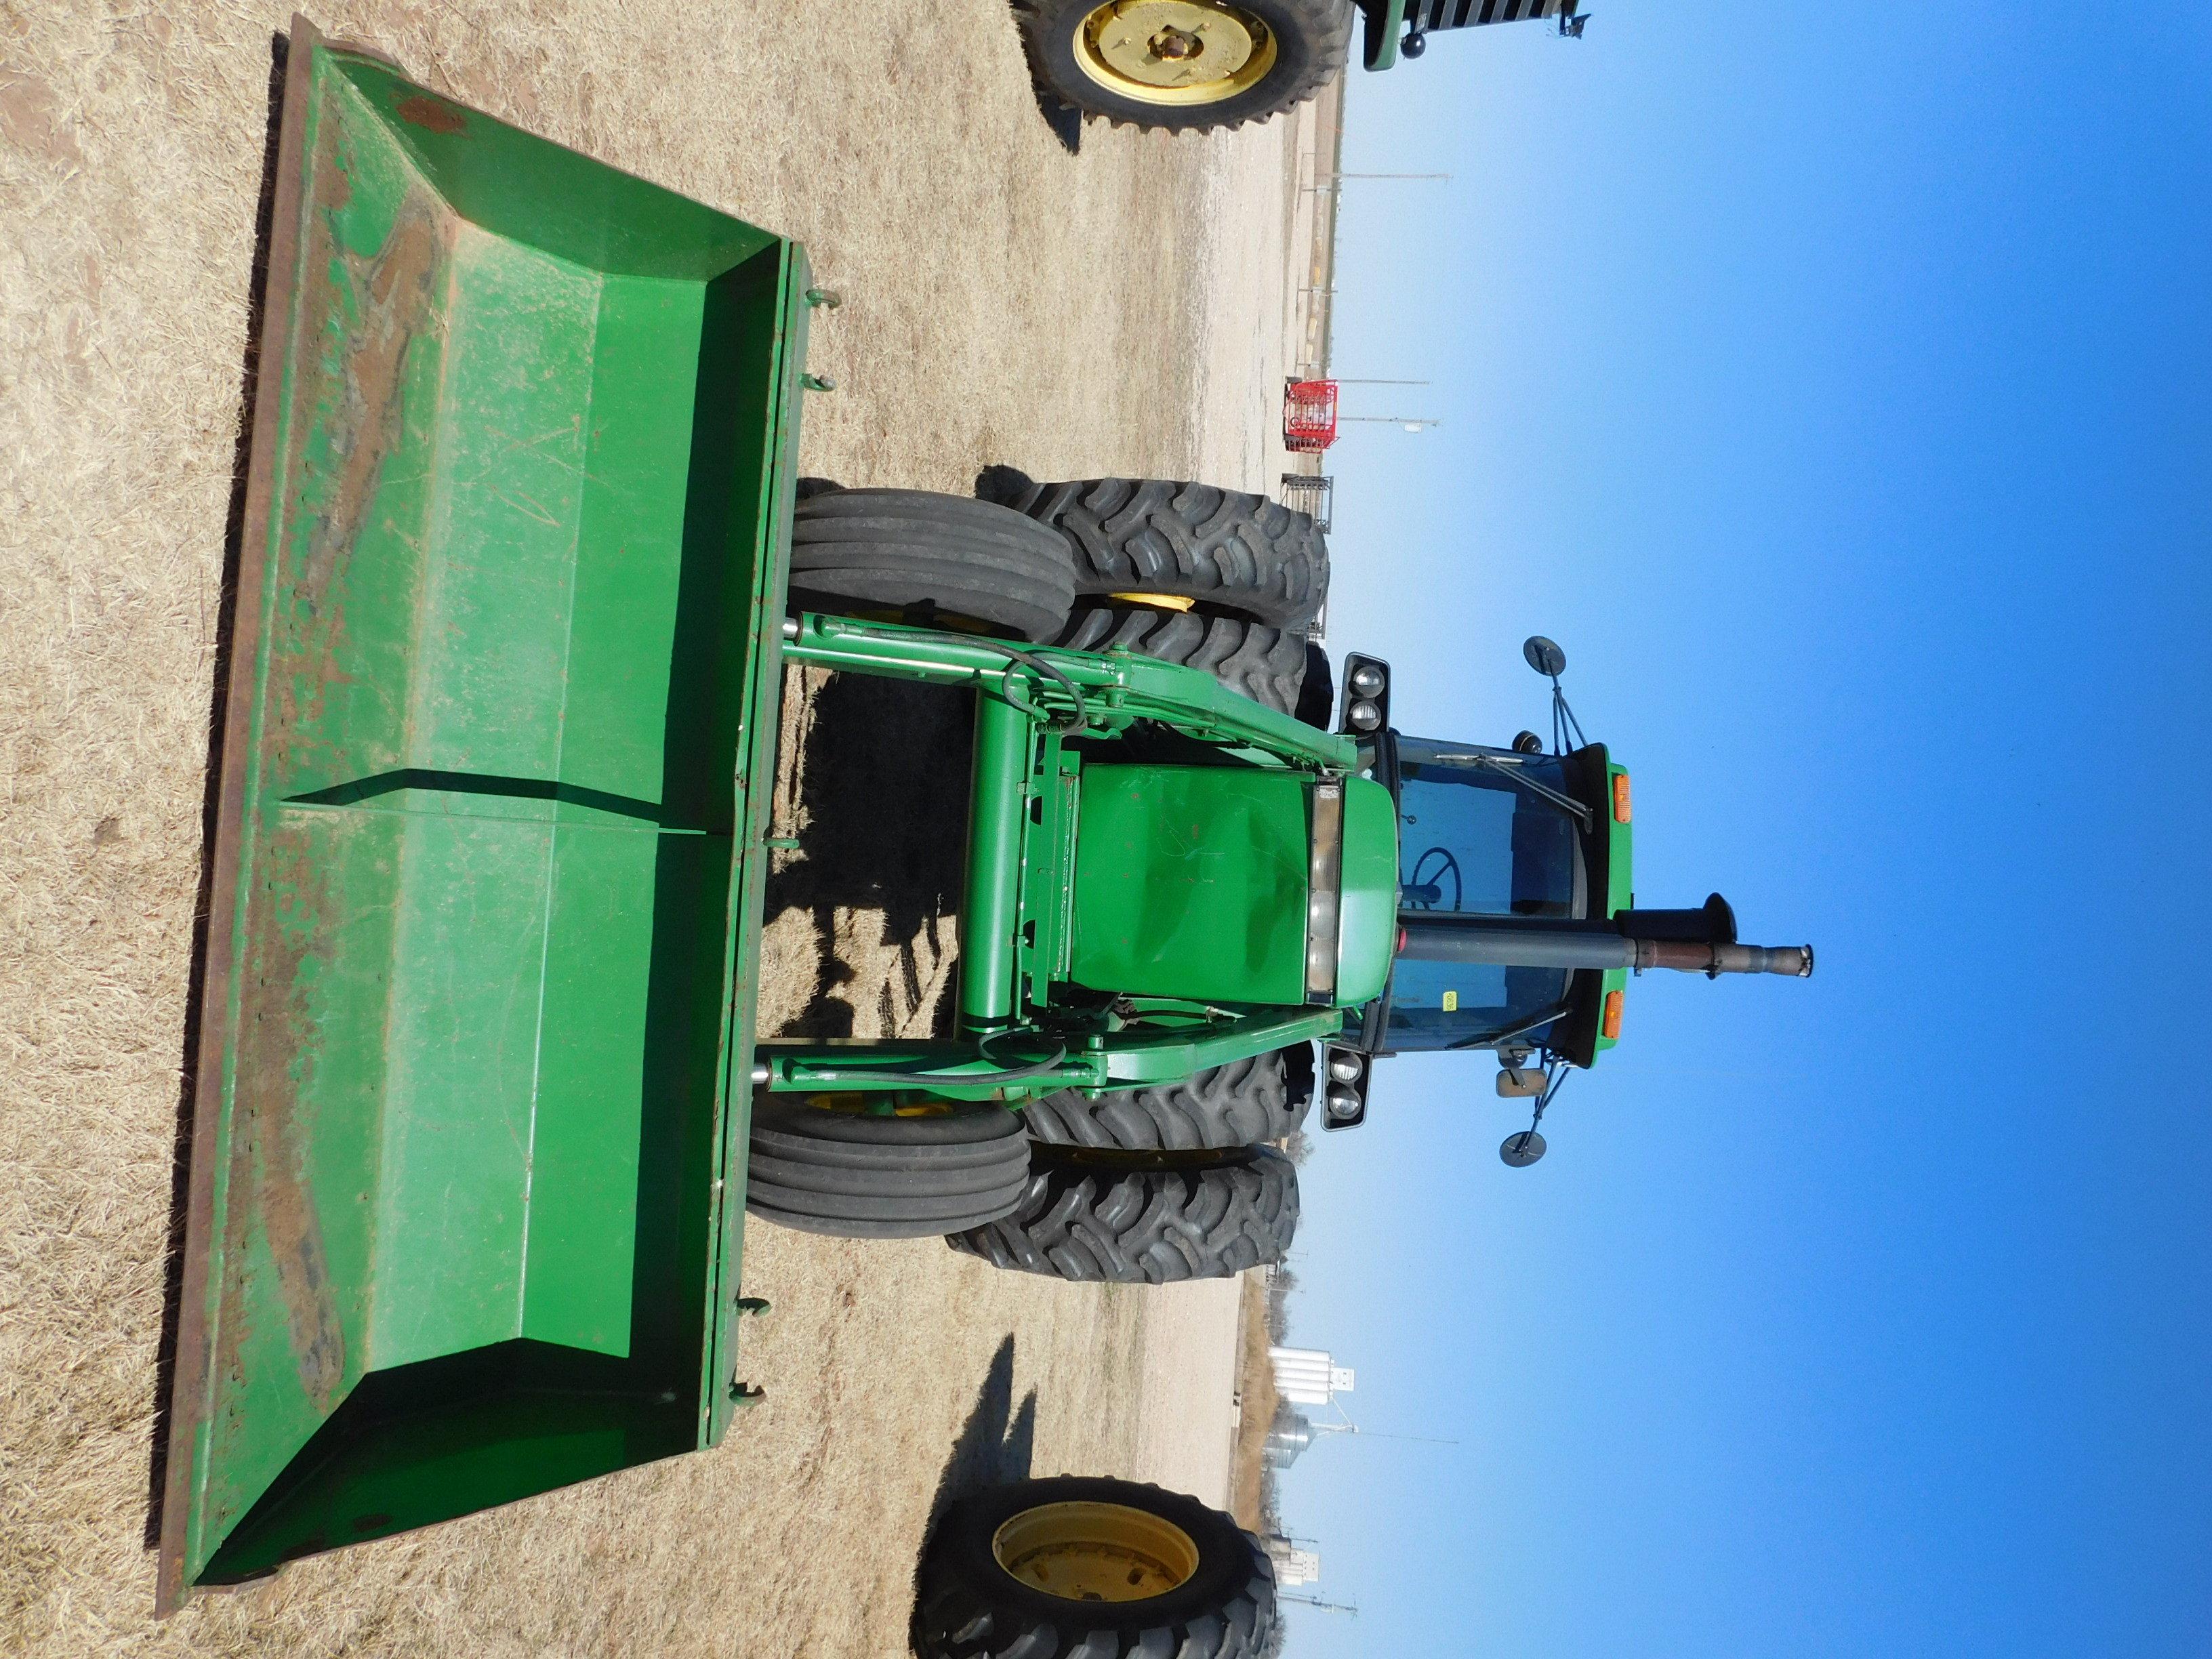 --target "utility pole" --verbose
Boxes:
[1336,415,1443,432]
[1317,1405,1461,1447]
[1281,1593,1361,1616]
[1306,171,1452,192]
[1338,1425,1461,1446]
